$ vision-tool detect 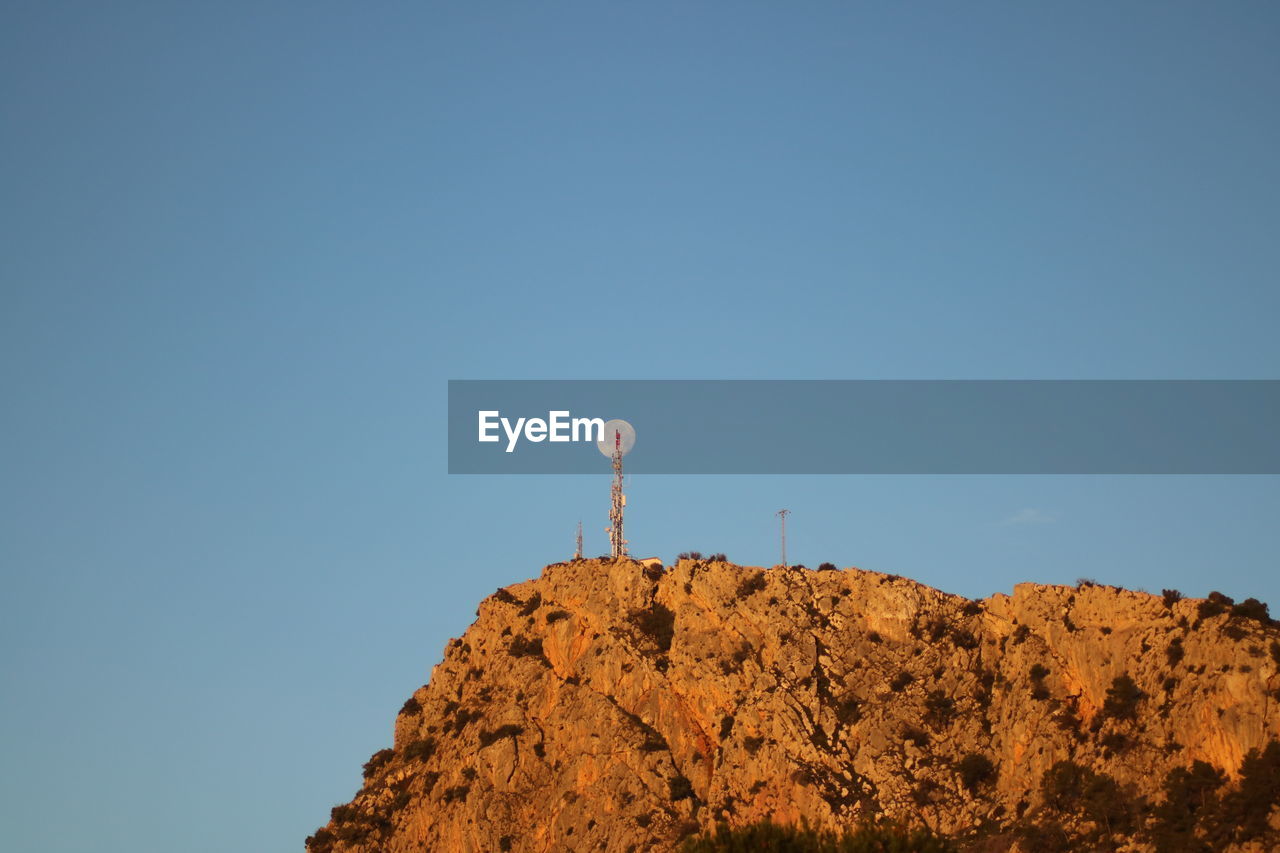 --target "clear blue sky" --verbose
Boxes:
[2,3,1277,851]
